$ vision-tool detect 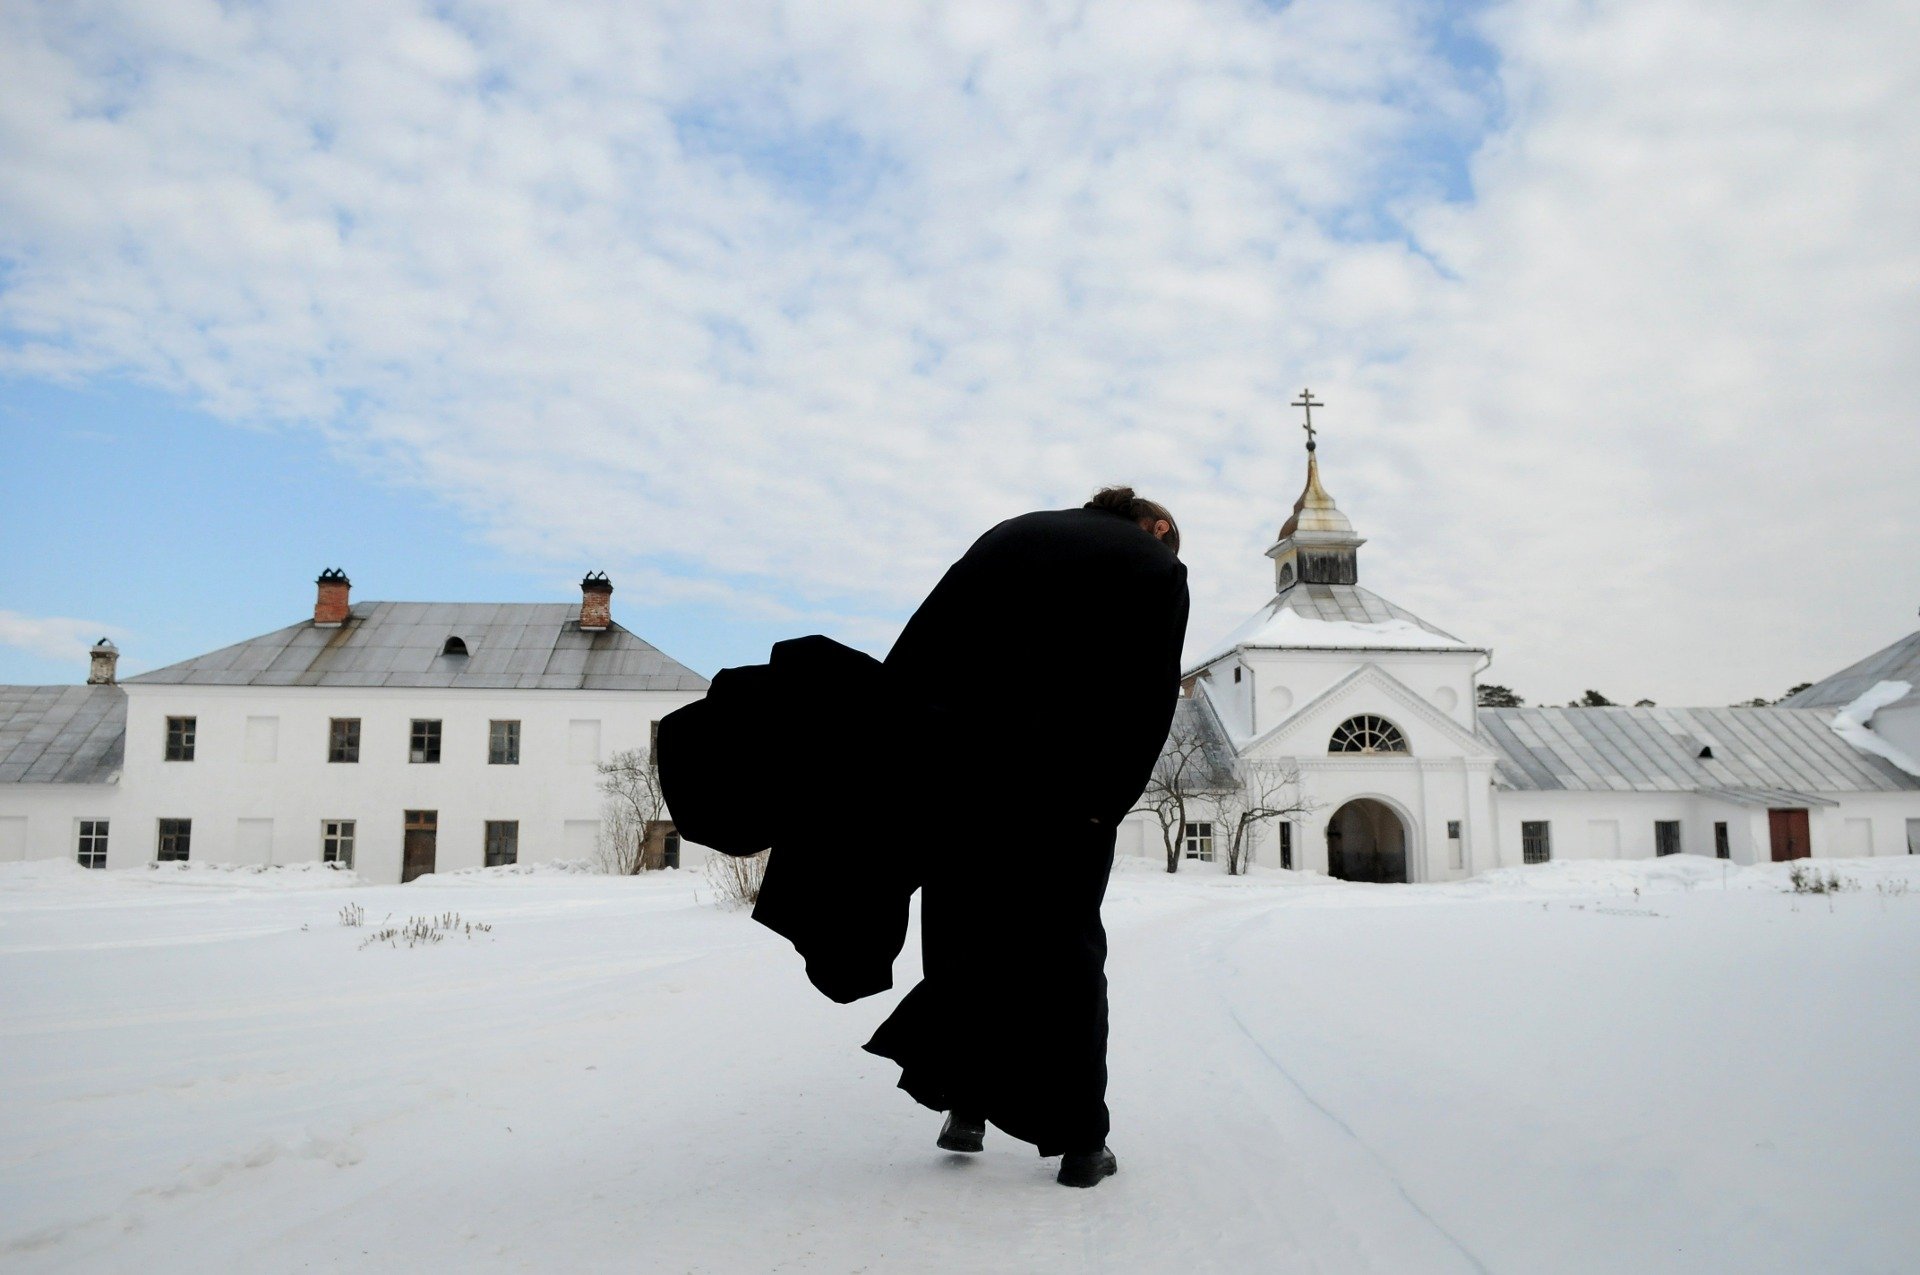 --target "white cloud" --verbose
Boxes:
[0,610,126,666]
[0,0,1914,705]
